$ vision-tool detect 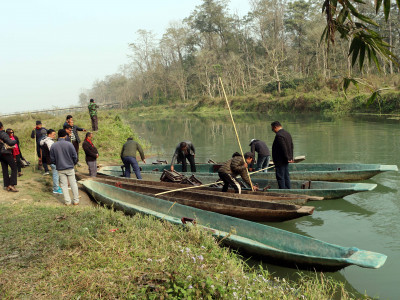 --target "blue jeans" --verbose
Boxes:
[122,156,142,179]
[256,155,270,172]
[275,164,291,189]
[51,164,60,192]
